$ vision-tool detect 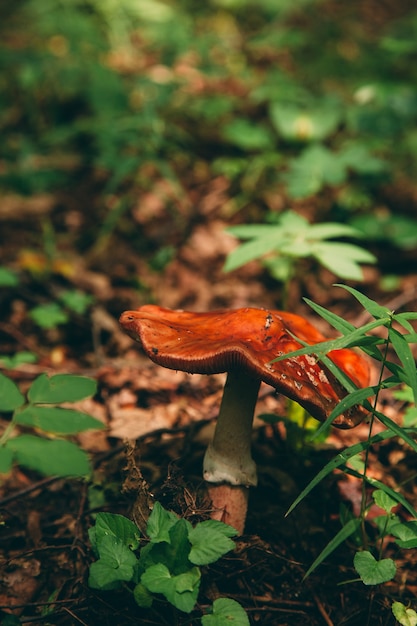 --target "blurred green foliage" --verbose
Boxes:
[1,0,417,245]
